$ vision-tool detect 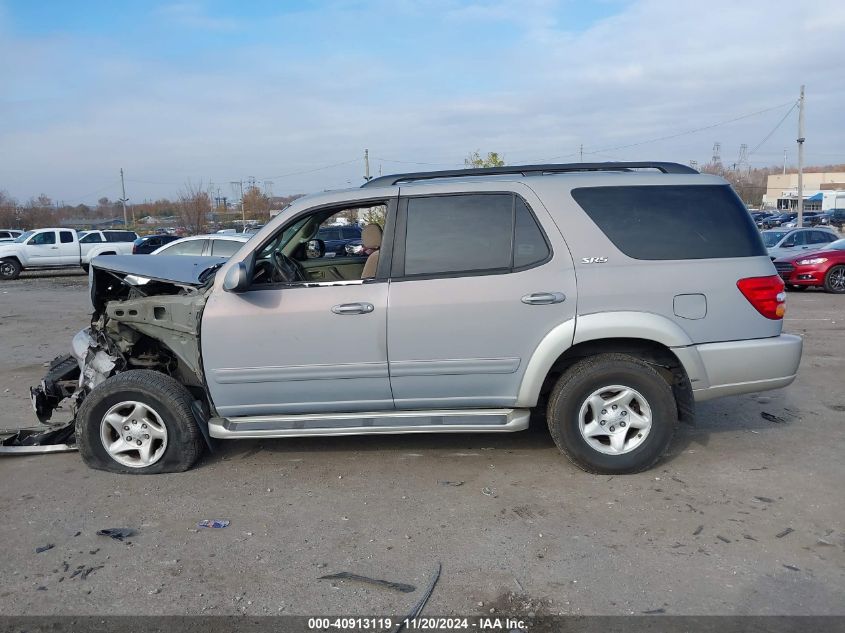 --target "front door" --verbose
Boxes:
[26,230,62,265]
[200,197,396,418]
[386,186,577,409]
